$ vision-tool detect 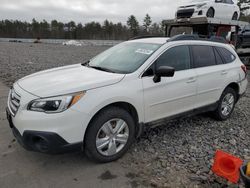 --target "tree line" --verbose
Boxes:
[0,14,164,40]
